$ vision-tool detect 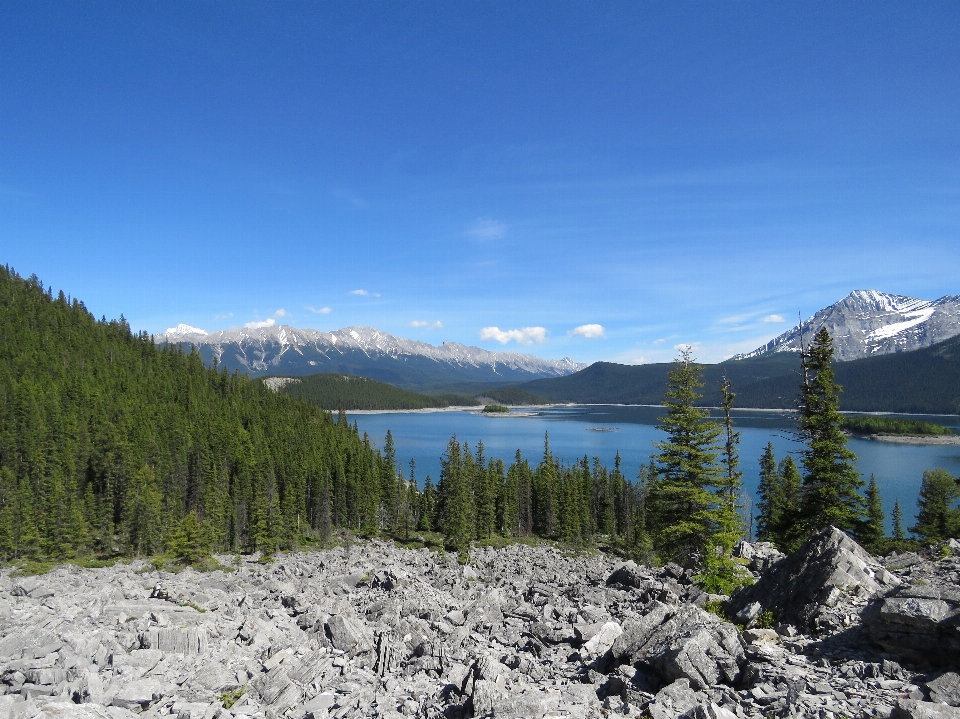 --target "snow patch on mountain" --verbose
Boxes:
[739,290,960,361]
[162,323,208,339]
